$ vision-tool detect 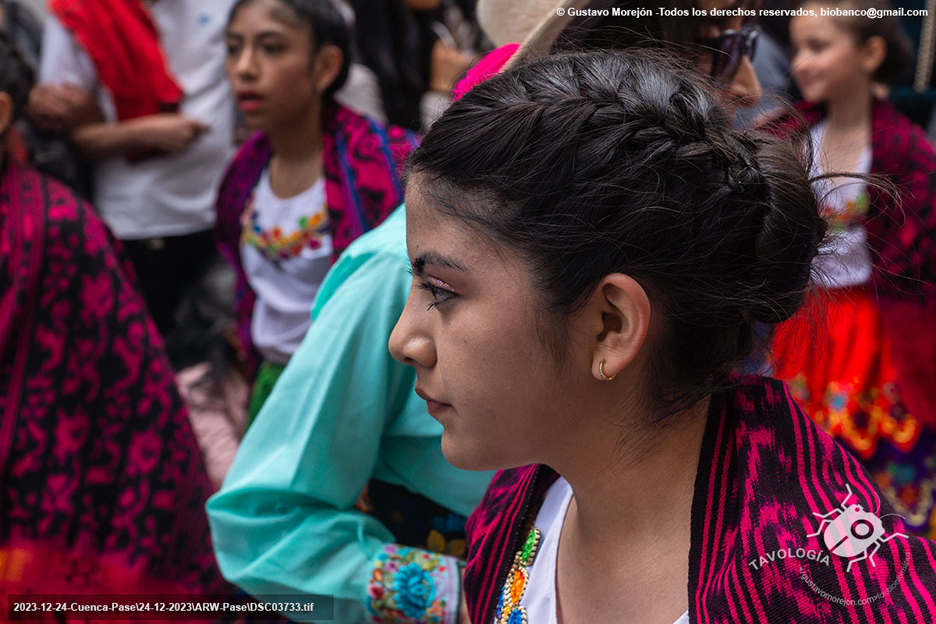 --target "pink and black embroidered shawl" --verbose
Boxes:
[214,104,418,379]
[0,160,225,595]
[767,99,936,428]
[464,376,936,623]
